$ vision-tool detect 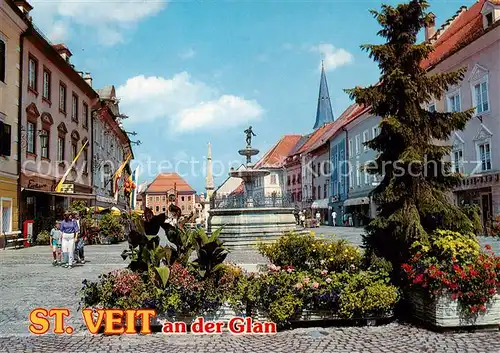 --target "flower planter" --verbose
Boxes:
[408,291,500,329]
